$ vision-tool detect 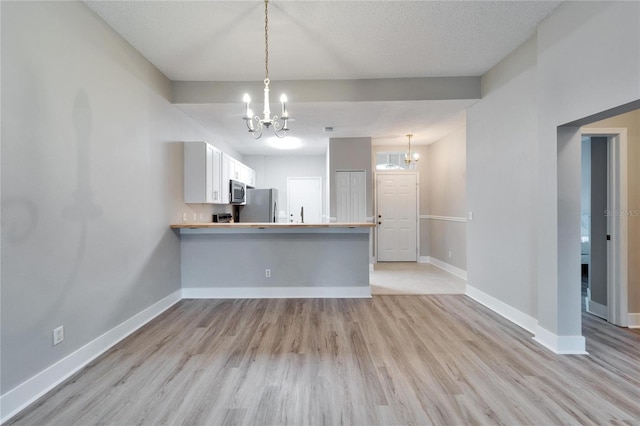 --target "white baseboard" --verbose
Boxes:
[628,313,640,328]
[428,256,467,280]
[533,325,588,355]
[585,297,608,320]
[465,284,537,334]
[0,290,182,425]
[182,286,371,299]
[418,256,430,264]
[466,284,587,355]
